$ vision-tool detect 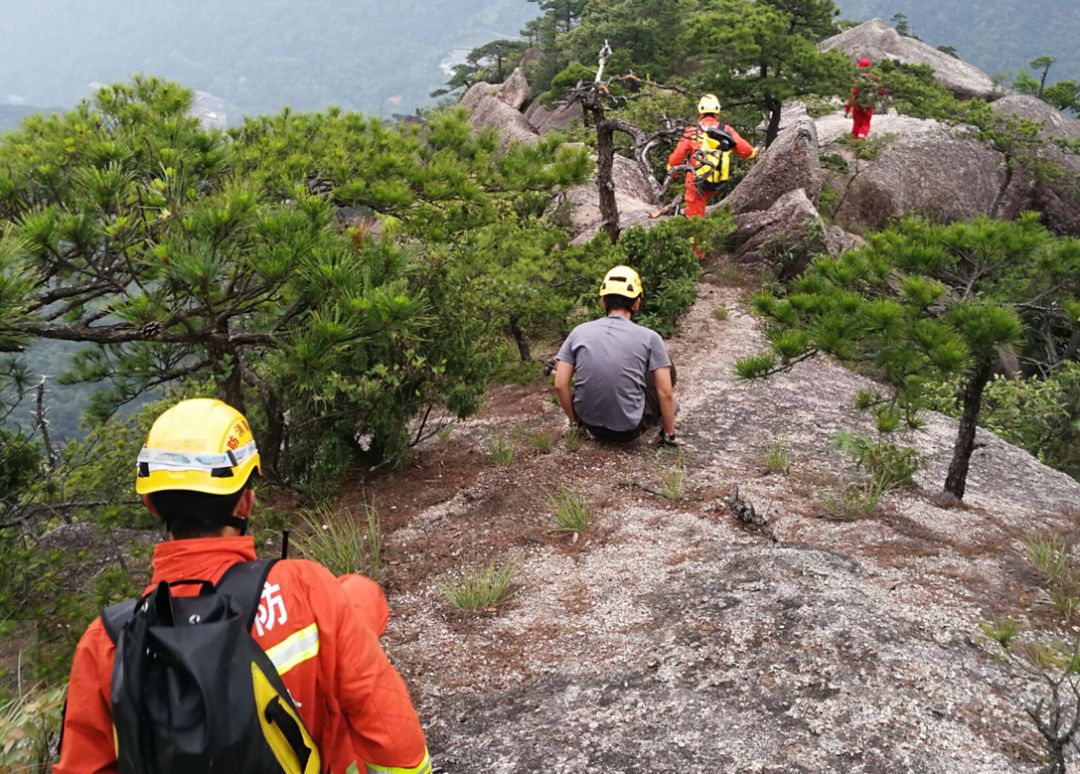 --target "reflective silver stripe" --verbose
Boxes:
[137,439,258,473]
[265,623,319,675]
[365,750,432,774]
